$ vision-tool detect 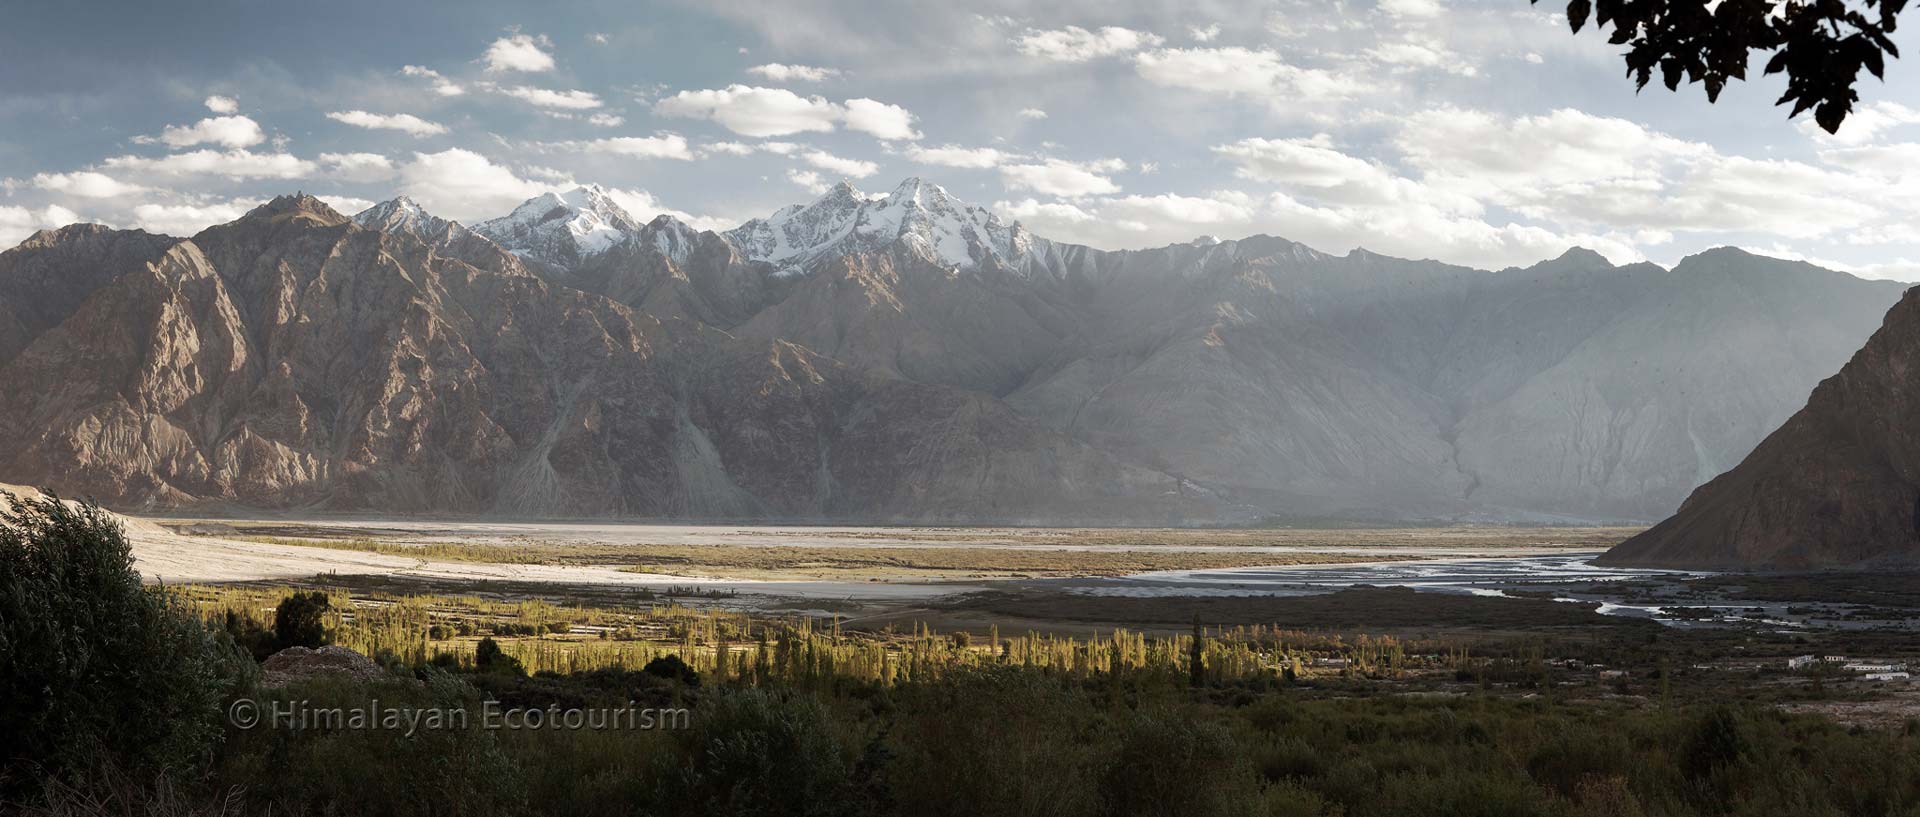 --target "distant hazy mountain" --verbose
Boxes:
[1604,284,1920,568]
[0,180,1903,523]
